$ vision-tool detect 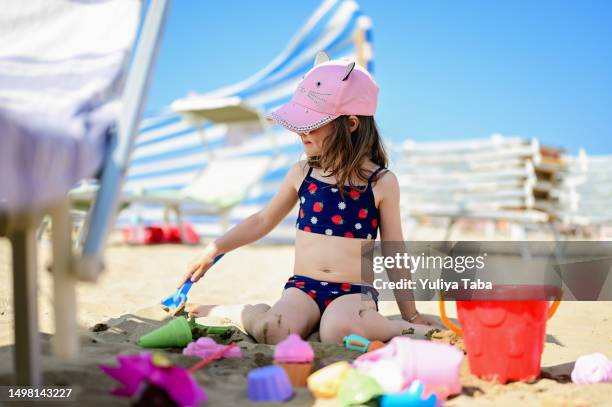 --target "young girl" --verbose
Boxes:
[180,54,435,345]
